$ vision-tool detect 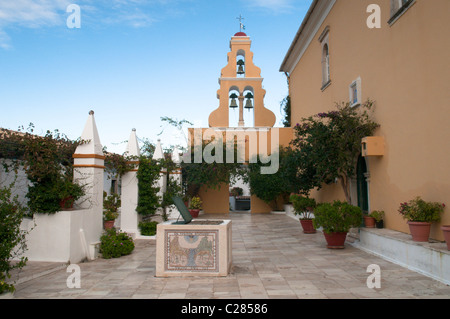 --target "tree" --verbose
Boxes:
[0,181,29,294]
[291,100,379,203]
[136,157,161,217]
[280,95,291,128]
